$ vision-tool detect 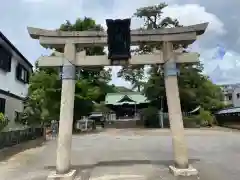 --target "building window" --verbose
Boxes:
[0,46,12,72]
[228,95,232,101]
[0,98,6,114]
[16,63,29,83]
[237,93,240,99]
[15,111,21,122]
